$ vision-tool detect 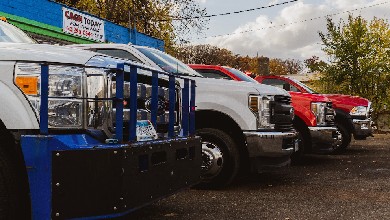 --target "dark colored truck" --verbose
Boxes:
[255,75,374,150]
[189,64,342,162]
